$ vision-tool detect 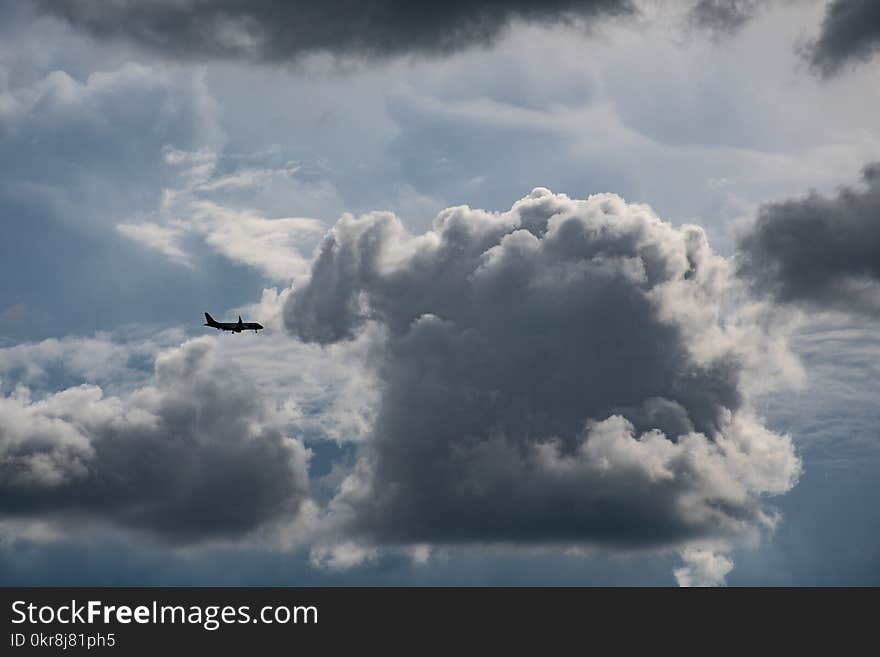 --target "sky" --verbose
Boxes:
[1,0,879,586]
